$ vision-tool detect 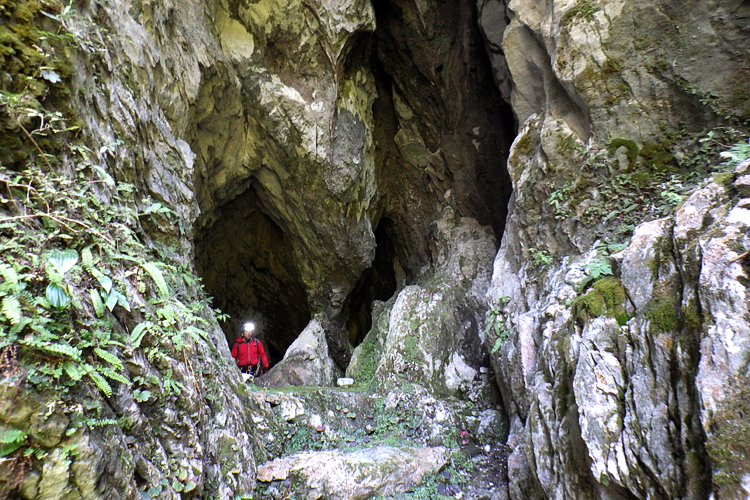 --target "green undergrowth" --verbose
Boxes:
[259,385,483,500]
[547,127,750,242]
[0,3,224,495]
[275,392,455,457]
[485,296,511,355]
[0,156,222,488]
[0,0,79,169]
